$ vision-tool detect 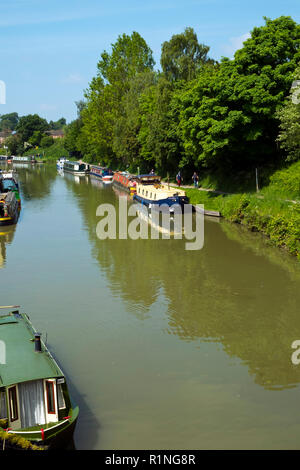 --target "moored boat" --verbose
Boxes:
[0,192,19,226]
[56,157,69,170]
[0,308,79,448]
[12,156,36,164]
[90,165,113,183]
[133,174,189,211]
[112,171,138,195]
[63,161,90,175]
[0,171,21,210]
